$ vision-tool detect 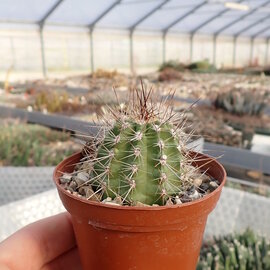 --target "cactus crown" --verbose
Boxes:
[77,83,203,207]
